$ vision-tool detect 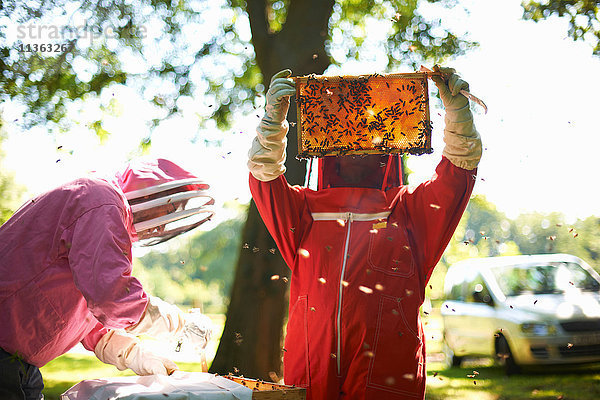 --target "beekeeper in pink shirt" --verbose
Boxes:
[0,158,214,400]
